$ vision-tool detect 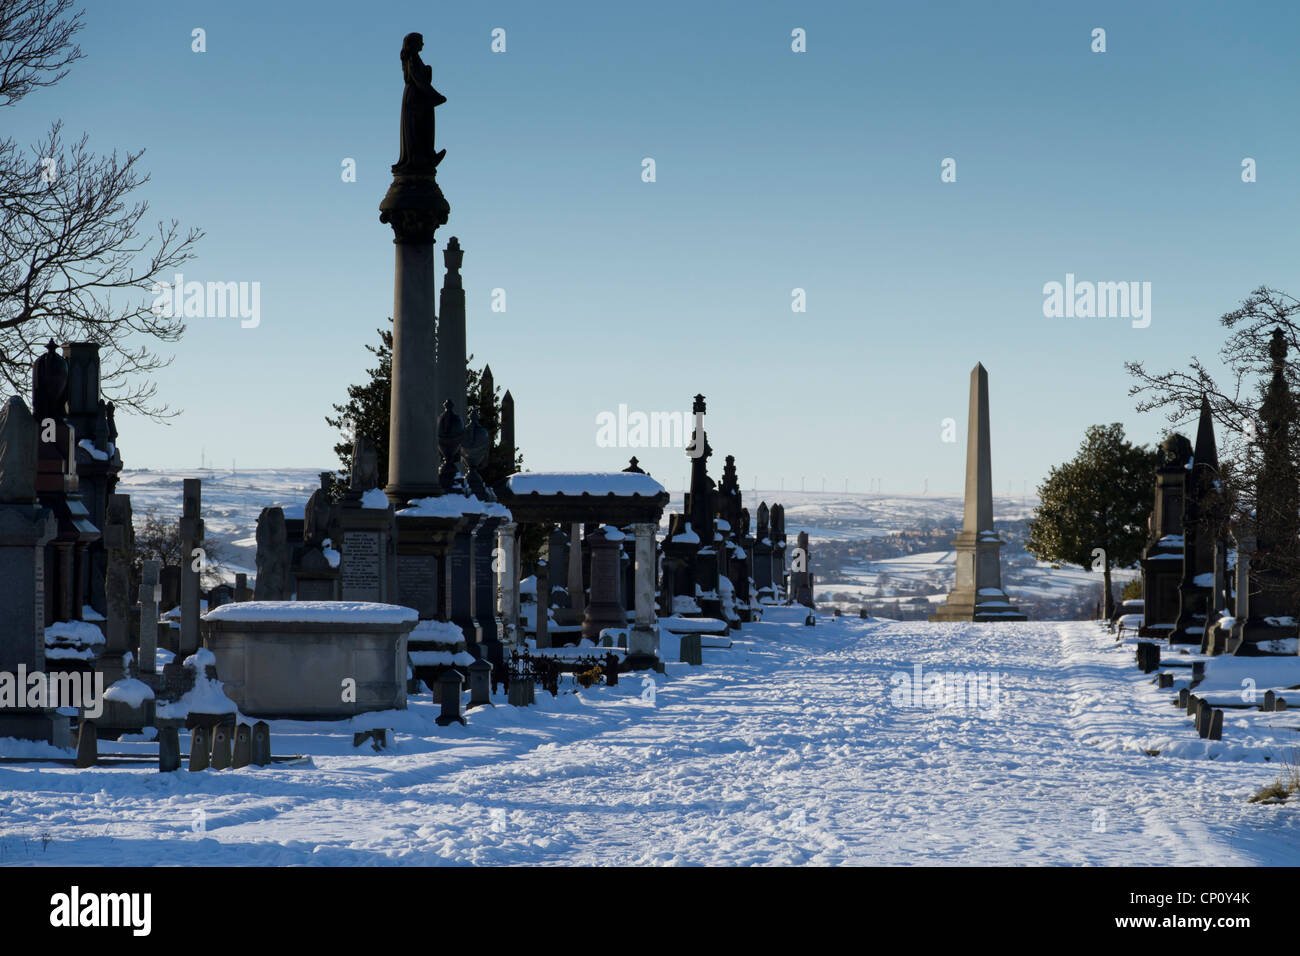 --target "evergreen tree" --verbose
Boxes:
[1026,424,1159,618]
[324,320,523,497]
